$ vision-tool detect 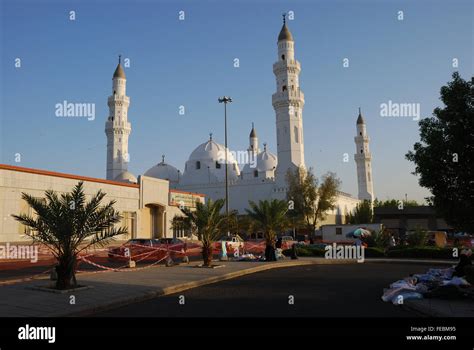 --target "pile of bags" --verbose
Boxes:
[382,267,471,305]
